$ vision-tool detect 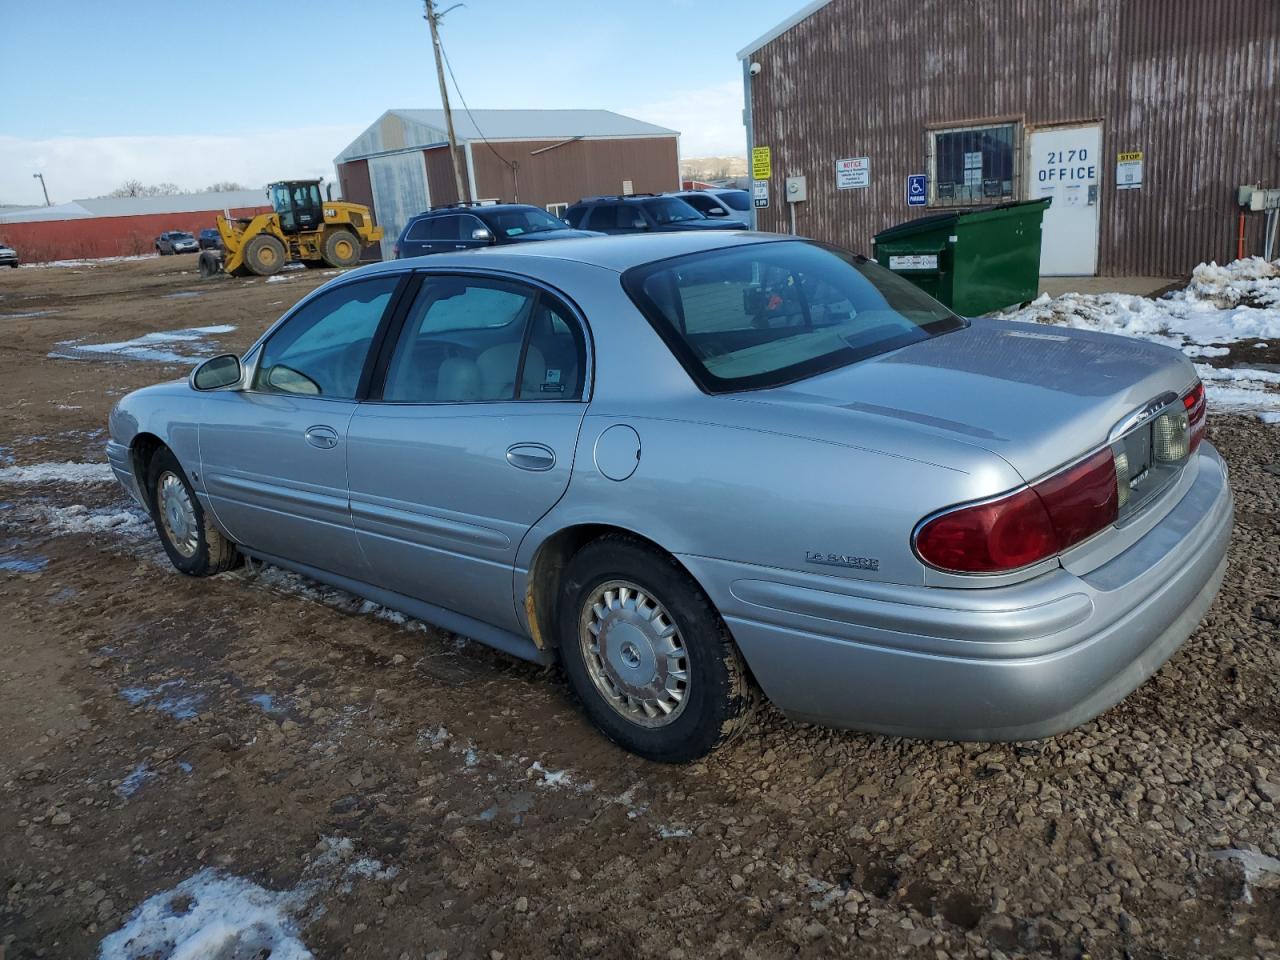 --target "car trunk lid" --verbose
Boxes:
[742,317,1198,485]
